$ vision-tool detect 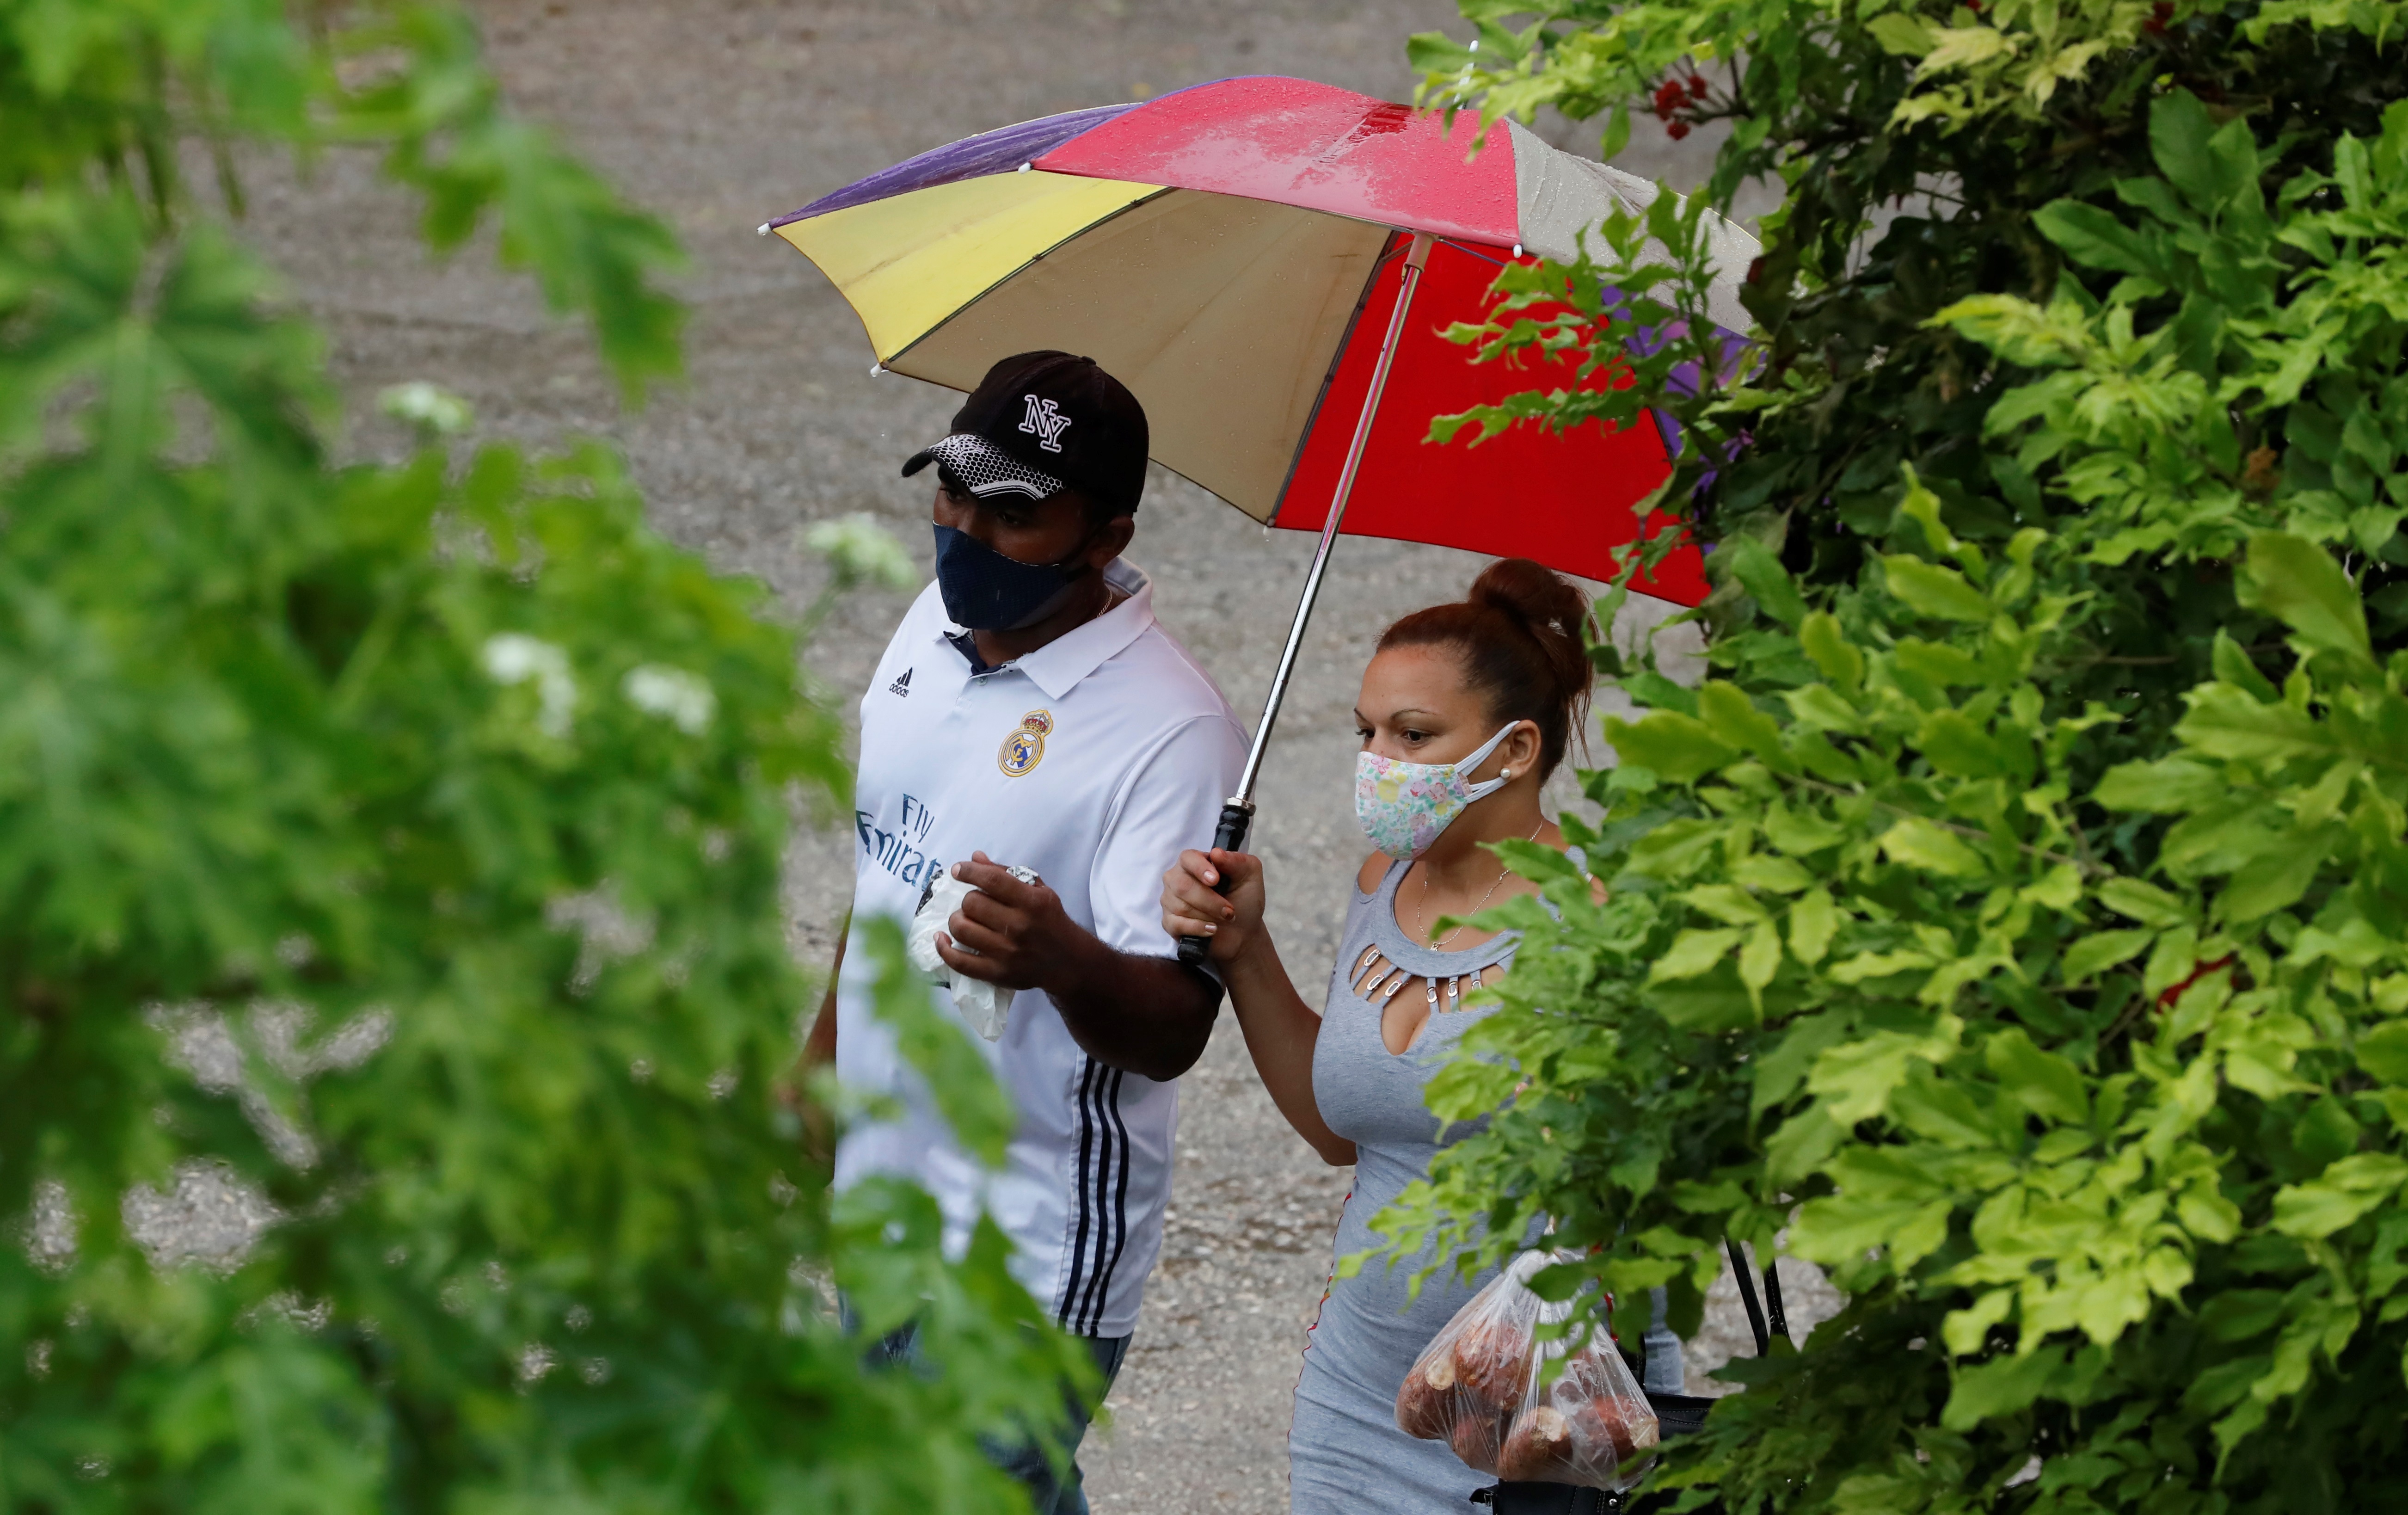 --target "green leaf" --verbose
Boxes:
[2097,877,2191,929]
[2237,530,2374,668]
[1800,612,1865,690]
[2272,1155,2408,1238]
[2150,89,2223,208]
[1740,919,1783,1004]
[2034,200,2160,277]
[1697,682,1788,762]
[1867,12,1935,54]
[2211,631,2282,703]
[1604,711,1738,782]
[1789,888,1841,966]
[2175,684,2338,764]
[2219,833,2329,922]
[1680,883,1771,925]
[1944,1348,2068,1430]
[1727,536,1807,626]
[1764,801,1849,856]
[2061,930,2154,982]
[1884,555,1993,623]
[1783,683,1864,733]
[2355,1023,2408,1085]
[1985,1028,2089,1124]
[2095,757,2227,813]
[1733,854,1815,893]
[1651,928,1744,983]
[1880,817,1990,877]
[1919,708,2008,778]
